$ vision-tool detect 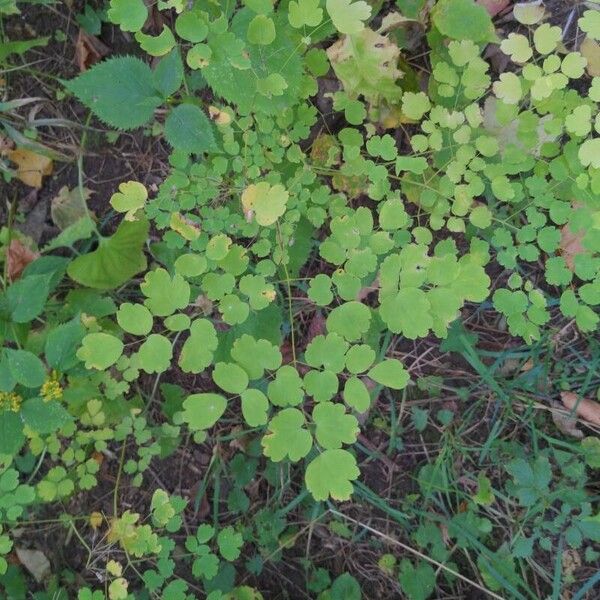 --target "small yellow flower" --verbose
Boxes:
[0,391,22,412]
[41,371,63,403]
